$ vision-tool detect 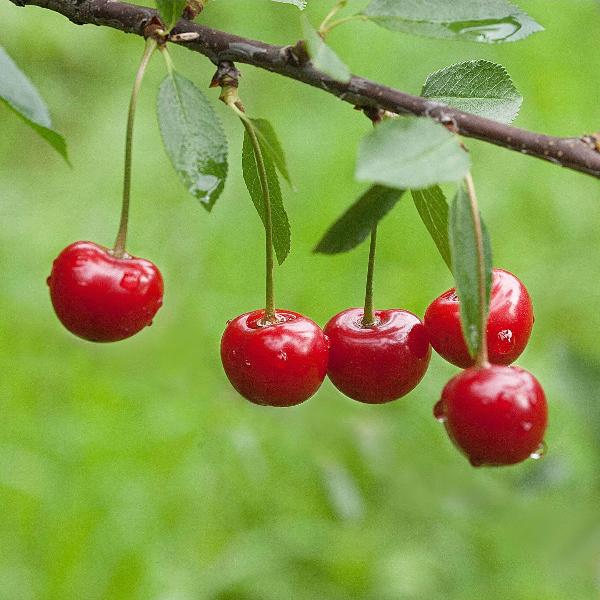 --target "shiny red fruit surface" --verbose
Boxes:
[435,365,547,467]
[221,309,329,407]
[425,269,534,368]
[48,241,164,342]
[324,308,431,404]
